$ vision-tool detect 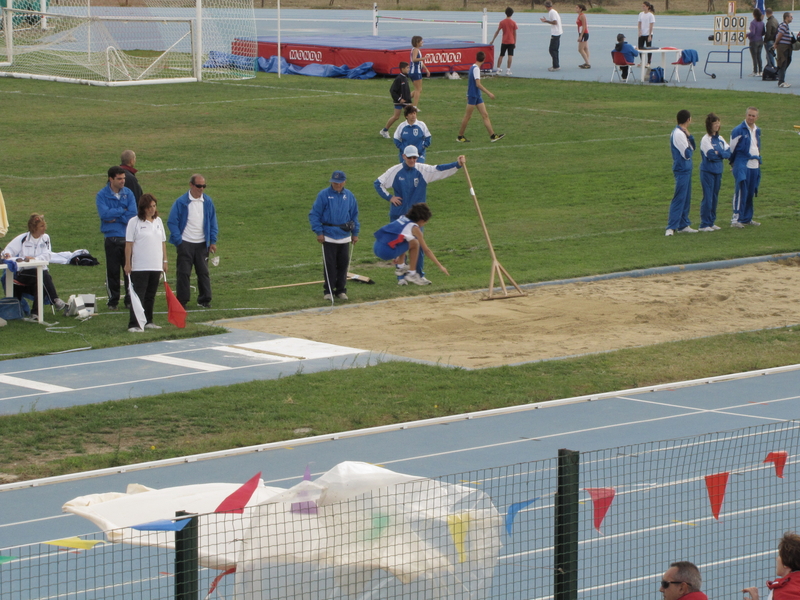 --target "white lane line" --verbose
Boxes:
[0,514,72,530]
[209,345,295,362]
[137,355,231,372]
[0,375,72,393]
